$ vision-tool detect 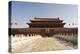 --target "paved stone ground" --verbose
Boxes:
[11,35,75,53]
